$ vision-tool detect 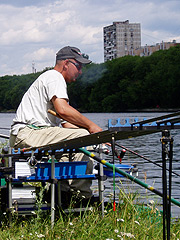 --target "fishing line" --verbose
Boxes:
[115,143,180,178]
[79,148,180,208]
[113,163,116,211]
